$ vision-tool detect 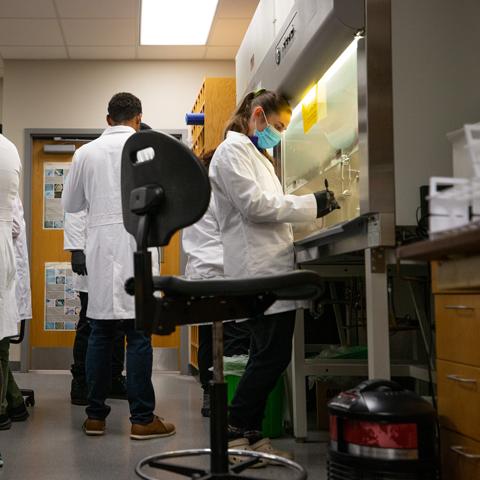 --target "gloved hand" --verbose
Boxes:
[314,189,340,218]
[71,250,87,276]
